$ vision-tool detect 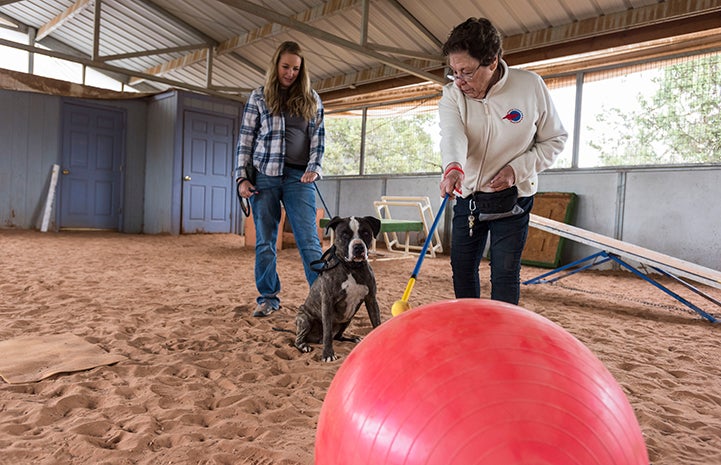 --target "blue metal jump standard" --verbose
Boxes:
[524,214,721,324]
[523,250,719,323]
